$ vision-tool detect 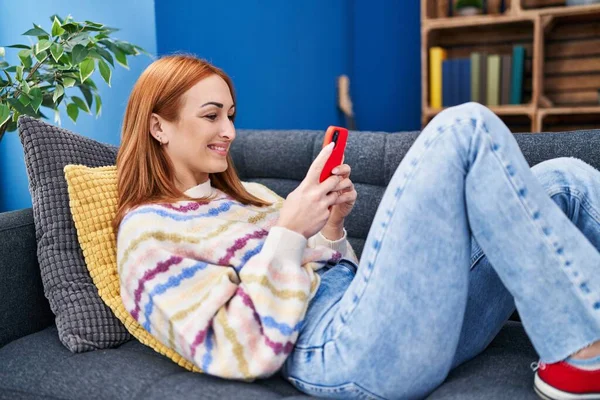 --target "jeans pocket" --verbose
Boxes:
[287,376,386,400]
